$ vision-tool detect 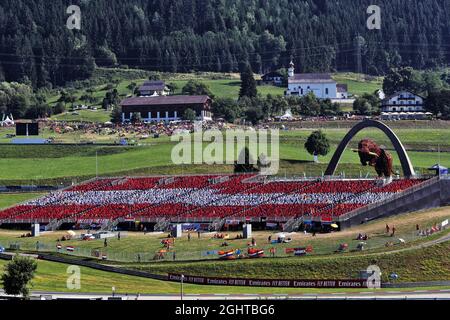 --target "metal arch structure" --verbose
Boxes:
[324,119,416,177]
